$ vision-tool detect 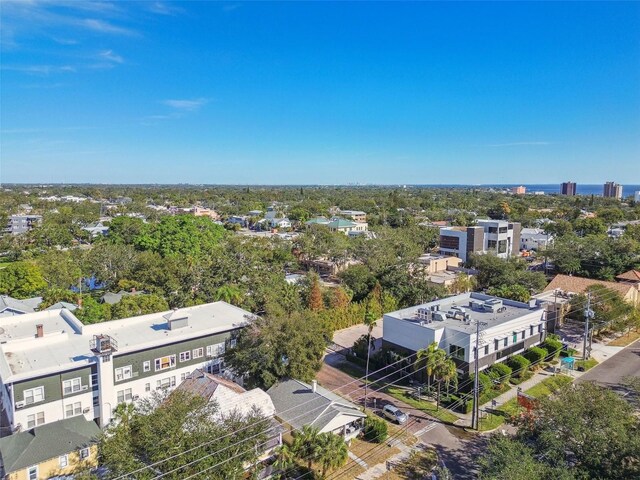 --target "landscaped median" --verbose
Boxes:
[385,387,460,424]
[478,374,574,431]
